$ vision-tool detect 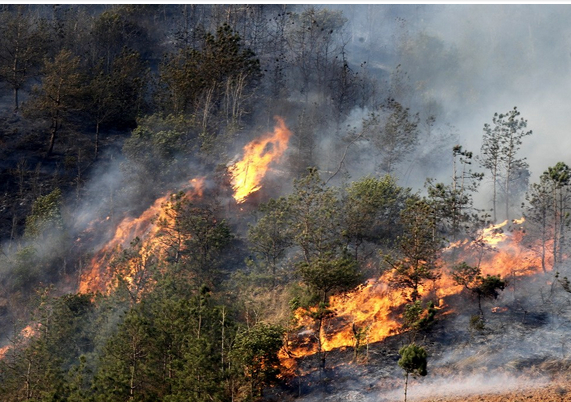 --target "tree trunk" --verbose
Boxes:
[46,125,57,158]
[492,164,497,222]
[553,187,558,267]
[403,372,409,402]
[13,87,19,113]
[94,121,100,161]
